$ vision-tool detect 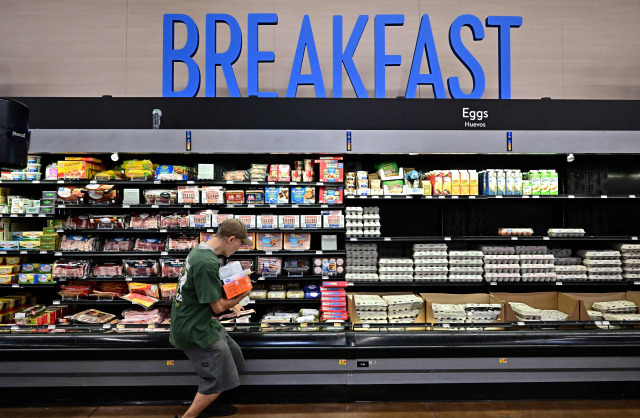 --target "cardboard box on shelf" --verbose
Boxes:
[420,293,505,324]
[562,291,640,321]
[346,292,427,325]
[490,292,580,322]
